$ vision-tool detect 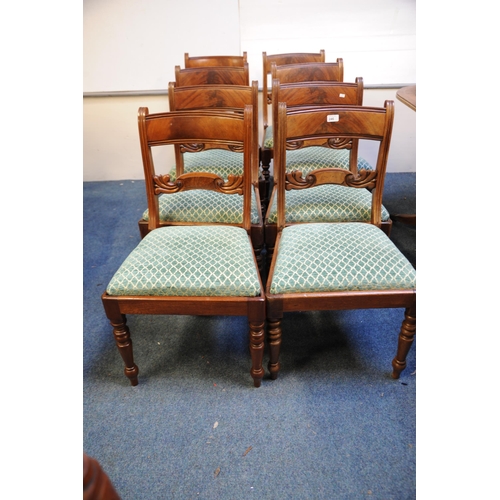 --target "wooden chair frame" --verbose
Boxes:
[261,51,326,132]
[260,52,326,200]
[137,81,265,273]
[271,60,344,85]
[102,106,266,387]
[265,101,416,381]
[175,64,249,86]
[264,78,392,264]
[184,52,247,68]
